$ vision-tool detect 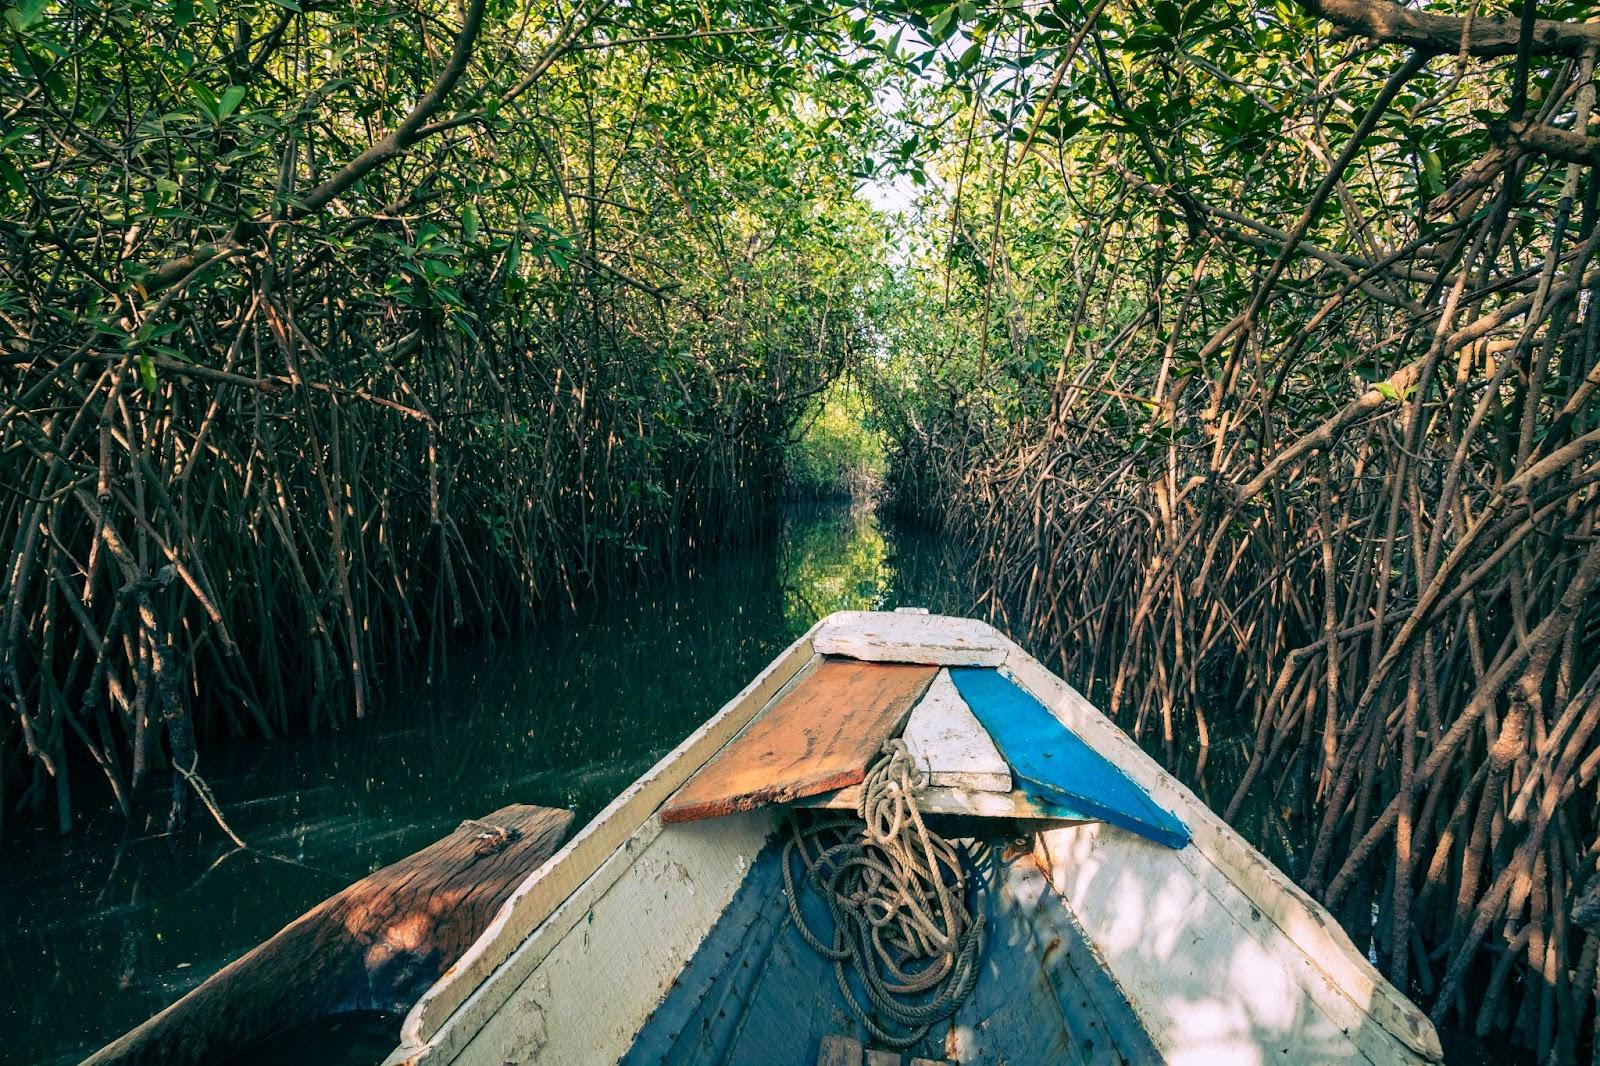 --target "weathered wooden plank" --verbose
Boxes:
[817,1035,863,1066]
[661,660,938,824]
[794,782,1090,824]
[812,611,1006,666]
[87,804,573,1066]
[1002,859,1163,1066]
[1037,822,1441,1065]
[901,669,1011,792]
[864,1050,899,1066]
[949,667,1189,850]
[619,836,797,1066]
[618,843,1090,1066]
[940,859,1089,1066]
